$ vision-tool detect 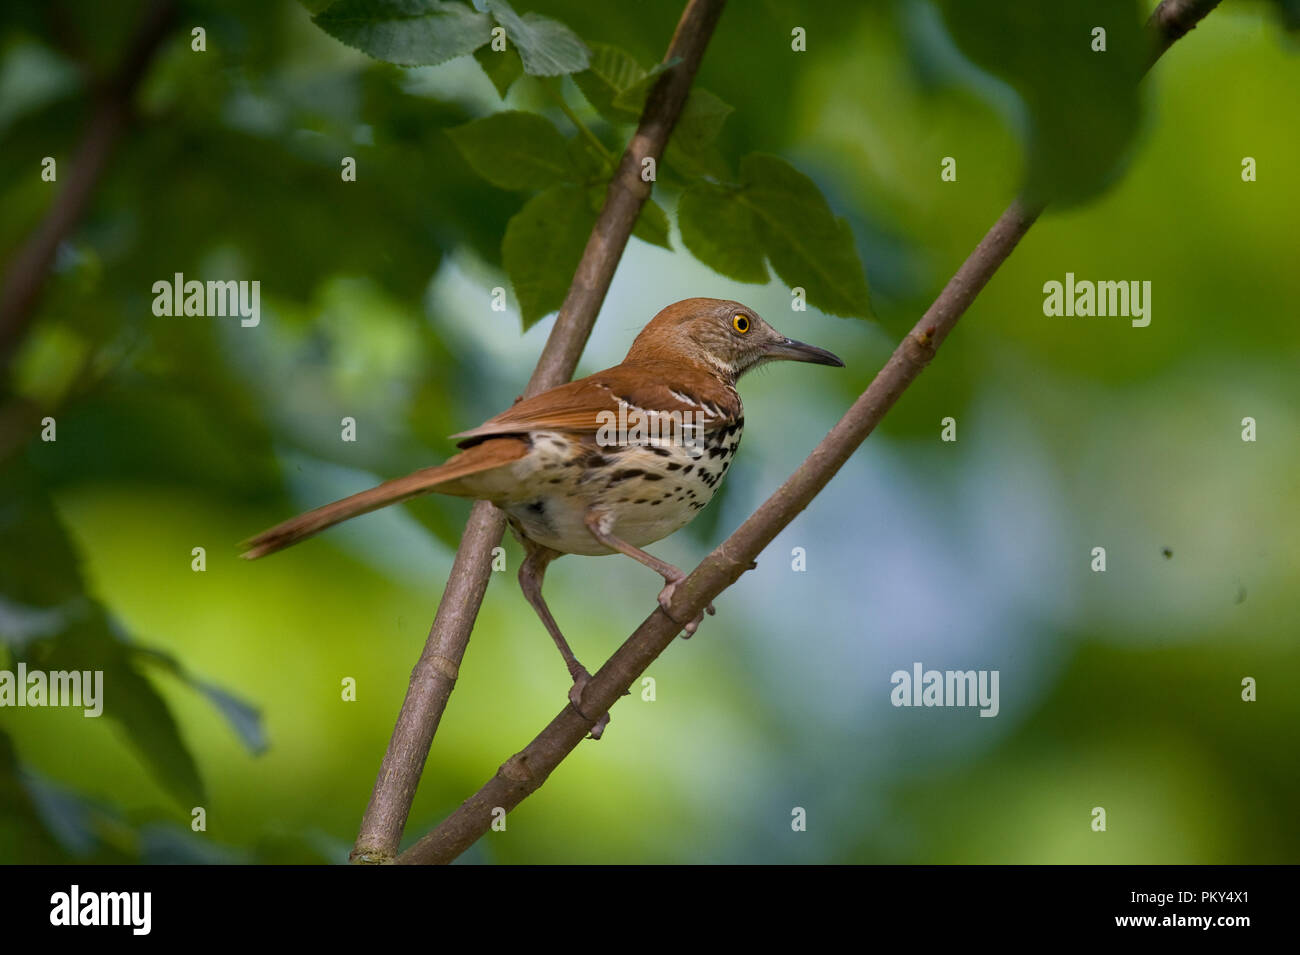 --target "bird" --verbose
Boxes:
[243,297,843,737]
